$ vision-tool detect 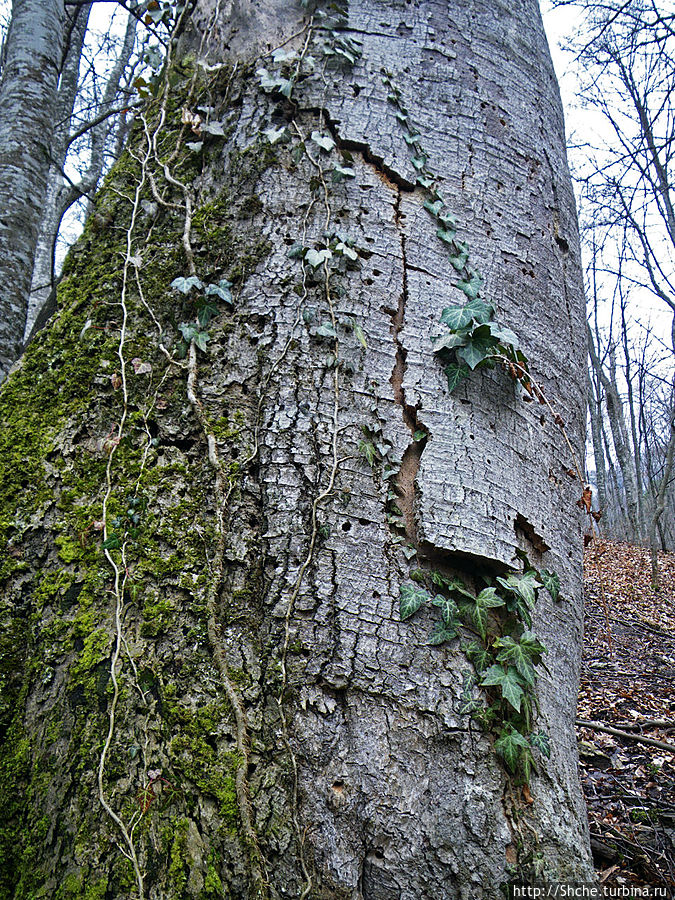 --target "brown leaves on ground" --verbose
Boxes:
[579,539,675,891]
